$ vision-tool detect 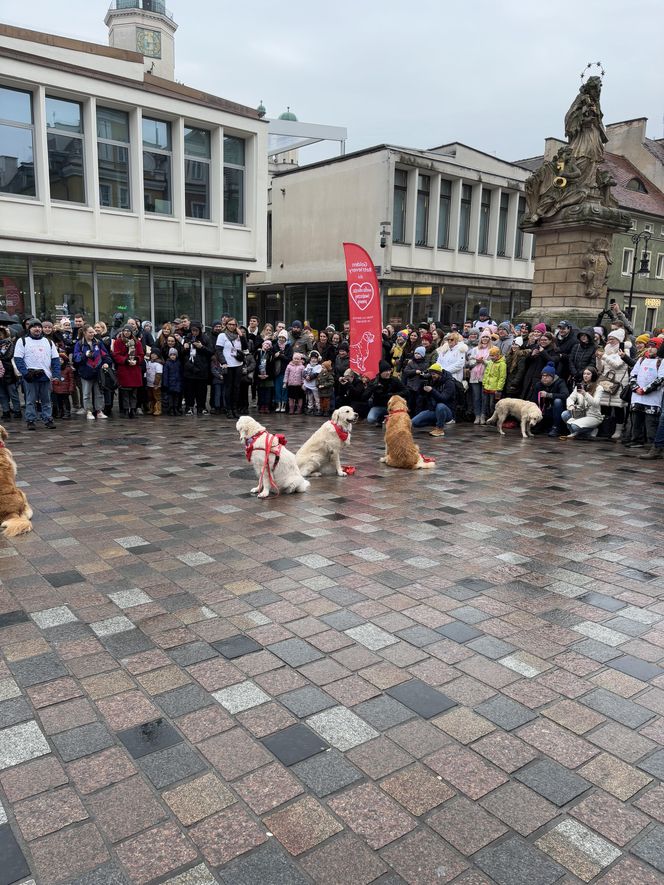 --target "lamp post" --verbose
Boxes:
[627,230,651,320]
